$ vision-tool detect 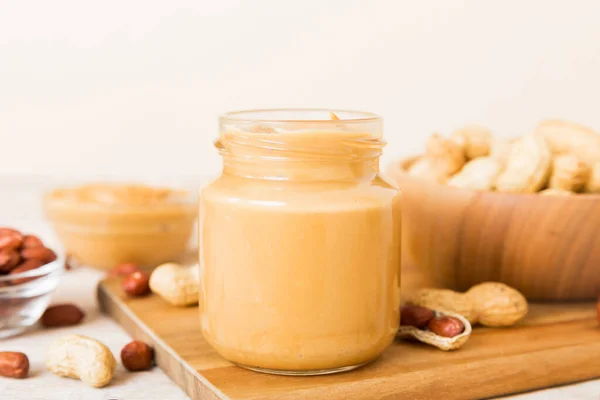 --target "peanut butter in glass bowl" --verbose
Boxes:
[44,183,197,270]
